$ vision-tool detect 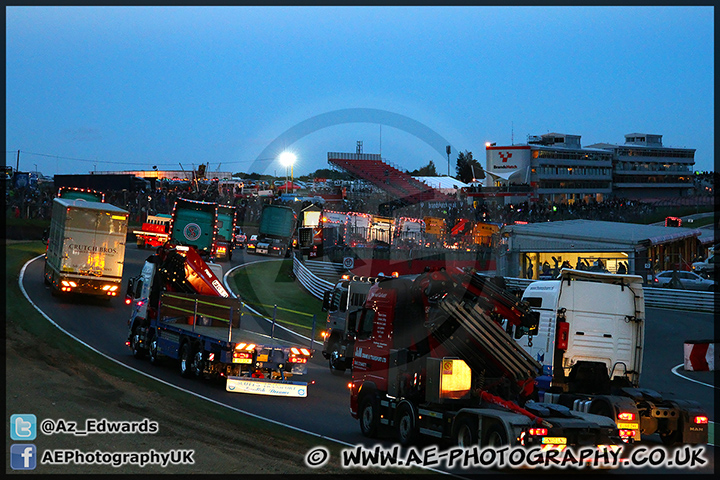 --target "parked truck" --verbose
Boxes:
[169,198,218,258]
[519,269,708,445]
[125,242,313,397]
[133,213,171,249]
[350,269,623,449]
[214,204,236,261]
[249,204,297,257]
[44,197,128,298]
[320,276,375,374]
